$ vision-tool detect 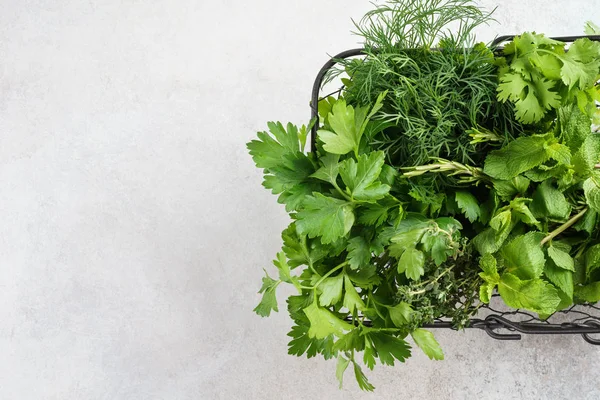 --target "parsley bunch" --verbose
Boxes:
[247,0,600,392]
